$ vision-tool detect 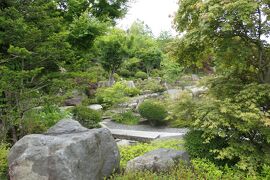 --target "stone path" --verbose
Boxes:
[100,119,189,142]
